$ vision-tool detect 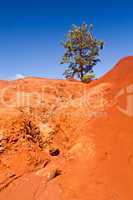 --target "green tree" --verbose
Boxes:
[60,22,104,82]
